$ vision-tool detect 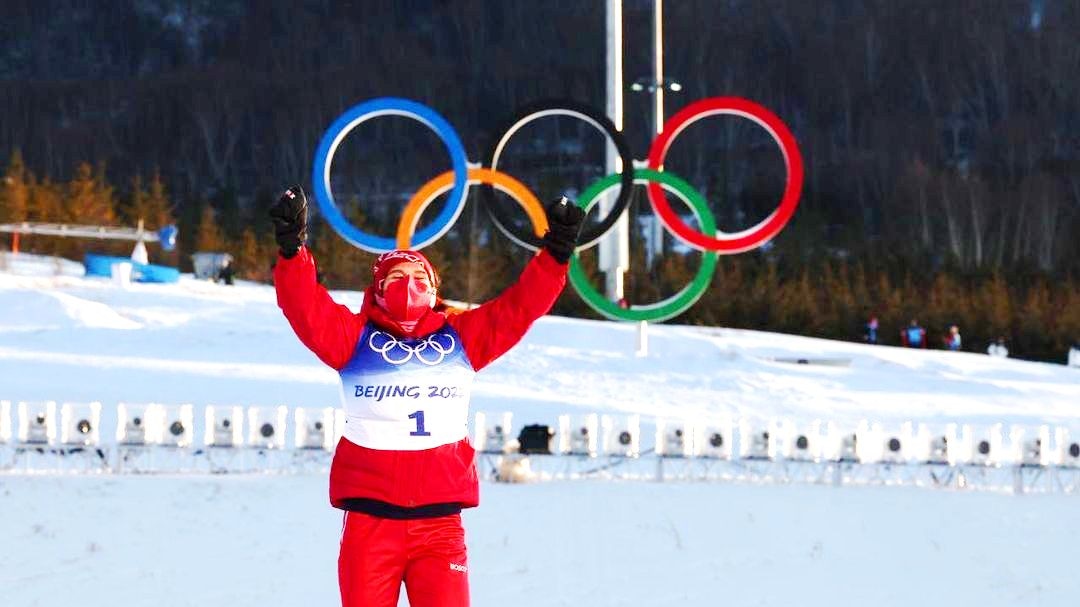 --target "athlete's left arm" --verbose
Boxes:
[445,250,567,371]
